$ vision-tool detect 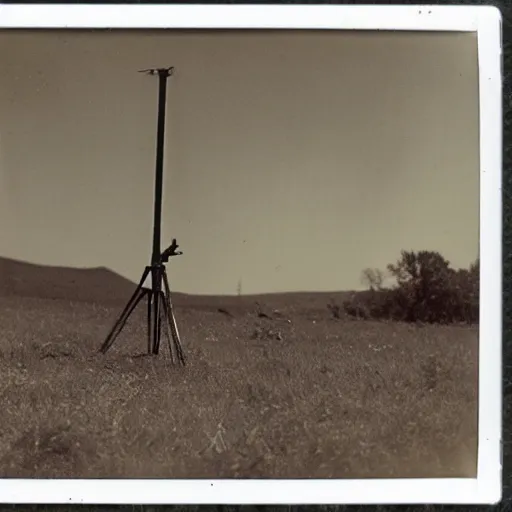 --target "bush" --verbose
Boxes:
[342,297,370,320]
[344,251,479,325]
